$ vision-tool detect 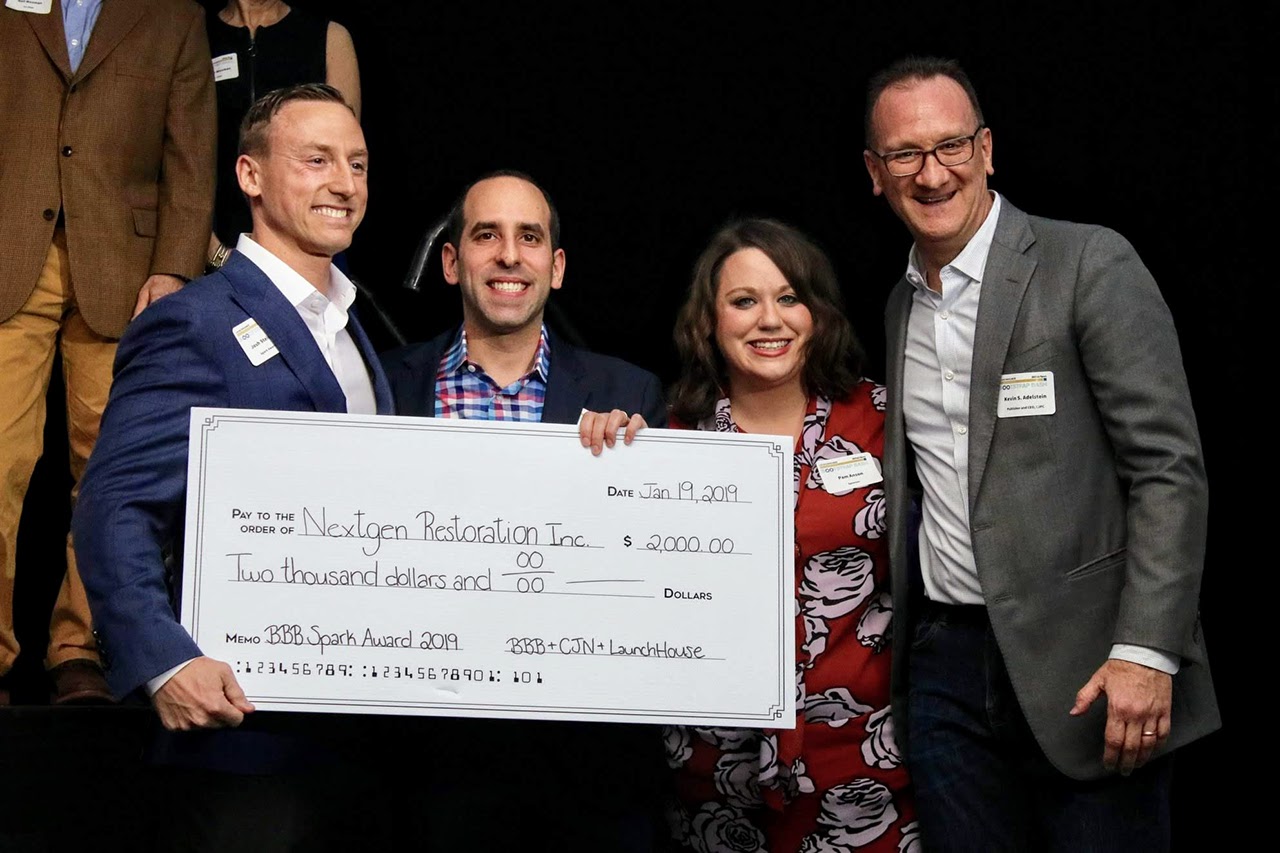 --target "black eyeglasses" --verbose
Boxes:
[871,126,985,177]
